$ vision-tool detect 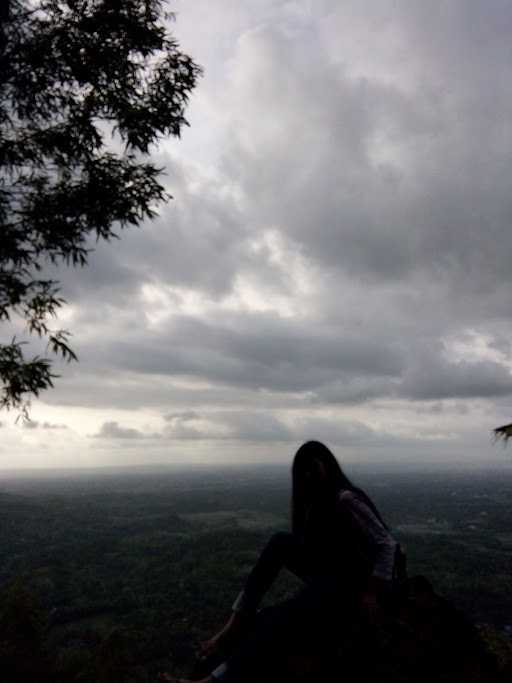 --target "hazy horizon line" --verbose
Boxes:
[1,457,511,481]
